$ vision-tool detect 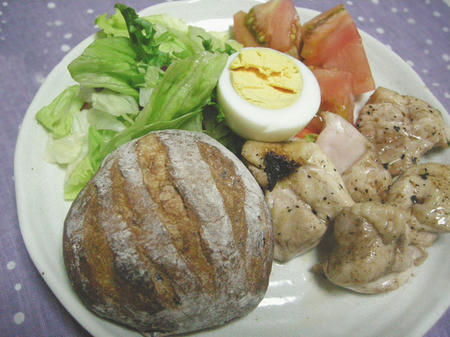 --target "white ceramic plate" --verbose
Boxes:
[15,1,450,337]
